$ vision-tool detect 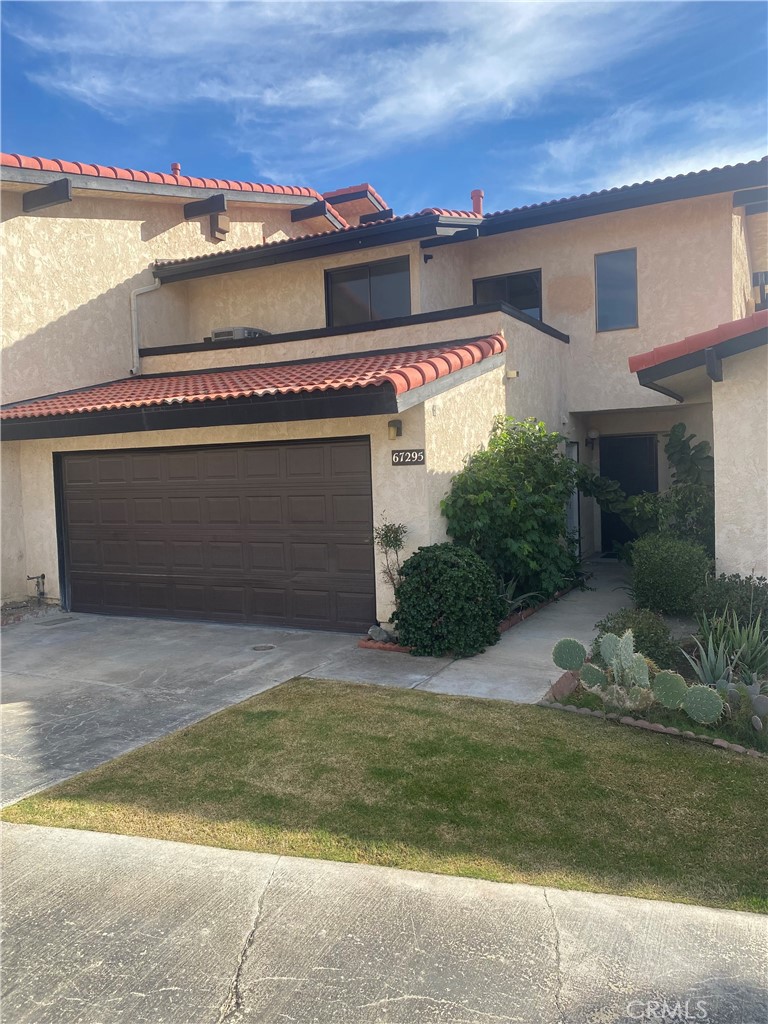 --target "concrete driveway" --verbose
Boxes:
[0,612,363,805]
[3,823,766,1024]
